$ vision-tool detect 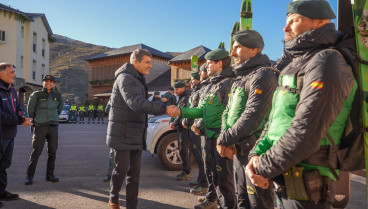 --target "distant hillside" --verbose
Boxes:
[49,34,112,103]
